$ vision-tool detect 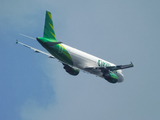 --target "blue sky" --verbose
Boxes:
[0,0,160,120]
